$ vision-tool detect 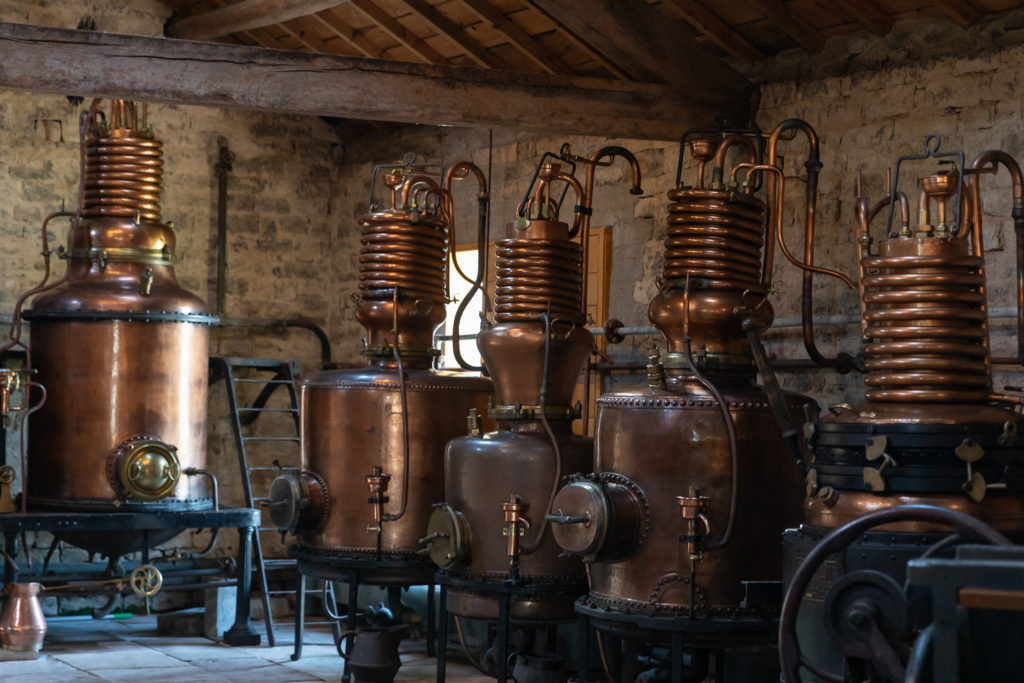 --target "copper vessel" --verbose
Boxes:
[550,121,839,645]
[424,147,644,621]
[780,137,1024,680]
[0,581,46,652]
[269,156,491,584]
[21,102,215,556]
